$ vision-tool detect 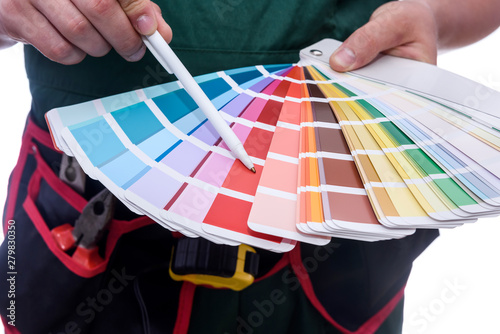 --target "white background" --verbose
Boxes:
[0,29,499,333]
